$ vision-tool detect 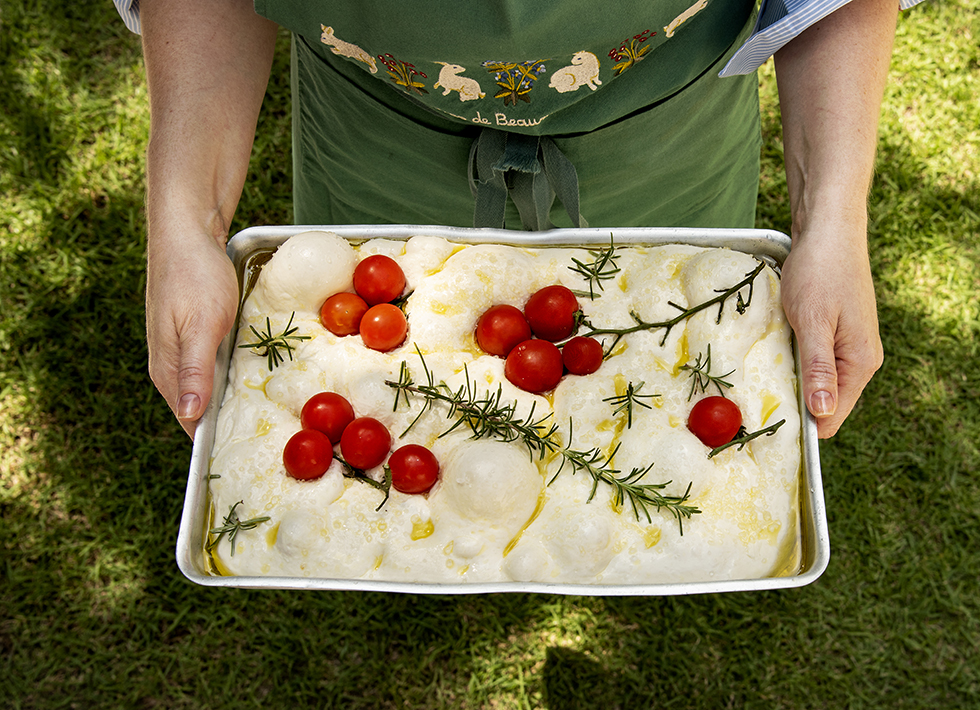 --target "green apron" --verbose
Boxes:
[255,0,761,229]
